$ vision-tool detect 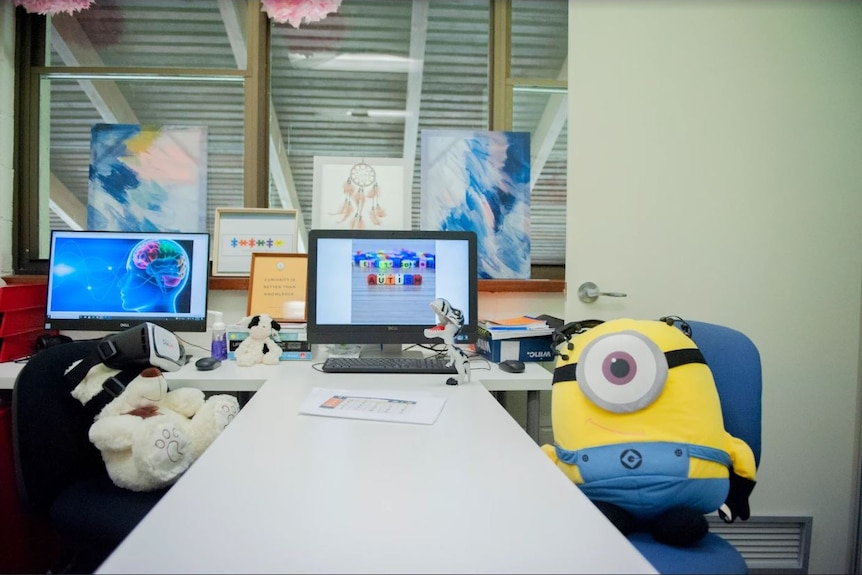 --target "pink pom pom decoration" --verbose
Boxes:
[14,0,94,16]
[261,0,342,28]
